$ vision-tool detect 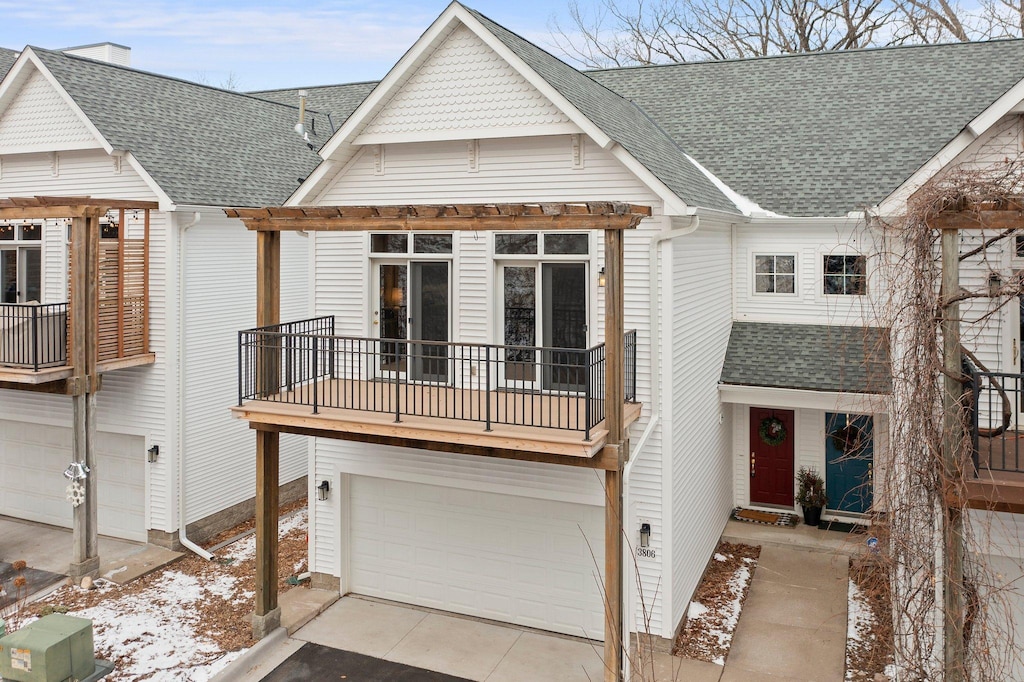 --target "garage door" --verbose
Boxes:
[0,420,146,541]
[349,477,605,640]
